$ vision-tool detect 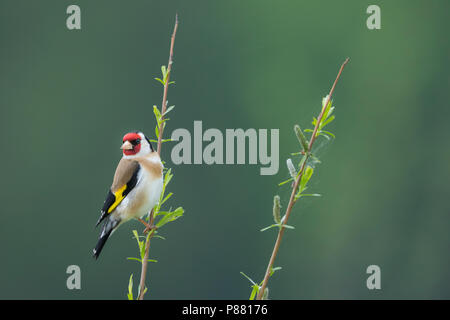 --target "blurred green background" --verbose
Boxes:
[1,0,449,299]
